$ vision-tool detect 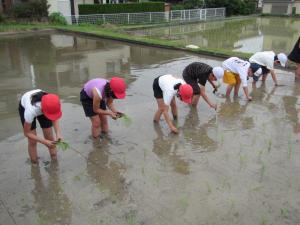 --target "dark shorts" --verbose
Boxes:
[261,66,270,75]
[18,102,52,130]
[183,74,200,95]
[80,89,107,117]
[153,76,163,99]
